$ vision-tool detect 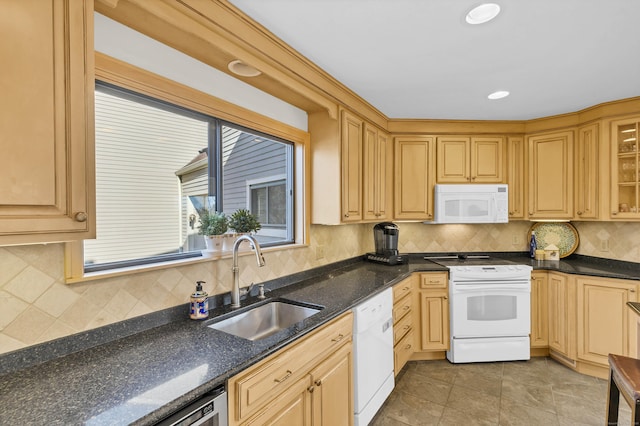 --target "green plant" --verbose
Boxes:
[197,210,228,236]
[228,209,261,234]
